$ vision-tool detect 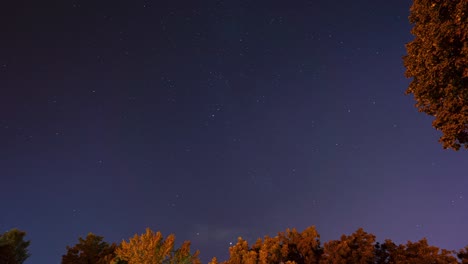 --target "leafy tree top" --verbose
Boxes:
[116,228,201,264]
[403,0,468,150]
[0,228,30,264]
